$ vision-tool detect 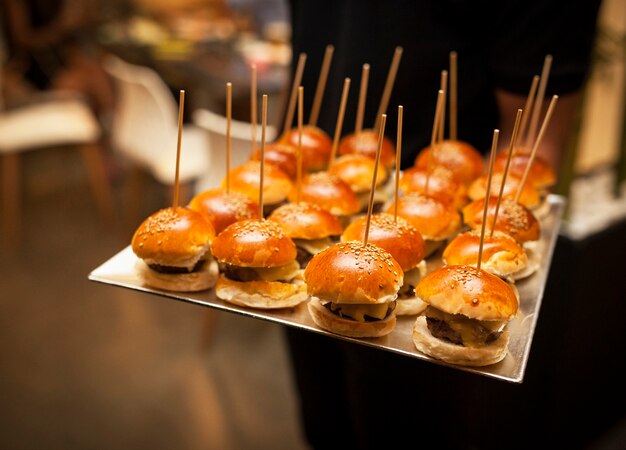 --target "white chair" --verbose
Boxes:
[192,107,277,192]
[102,54,210,217]
[0,90,115,250]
